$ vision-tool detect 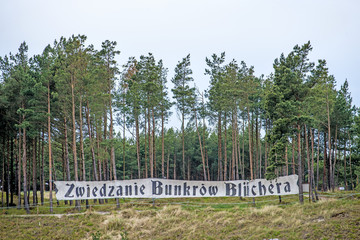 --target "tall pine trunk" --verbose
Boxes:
[135,114,141,178]
[326,97,333,191]
[304,125,314,202]
[48,82,53,213]
[218,112,223,181]
[182,110,185,180]
[148,105,153,178]
[224,112,228,180]
[247,108,253,180]
[86,101,98,181]
[316,130,320,190]
[194,102,206,180]
[297,124,303,204]
[310,129,318,201]
[17,127,21,209]
[344,131,347,190]
[152,107,156,178]
[161,111,165,178]
[40,131,45,205]
[32,138,37,205]
[22,117,30,213]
